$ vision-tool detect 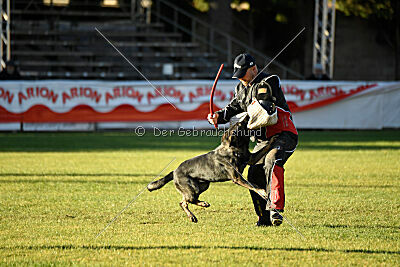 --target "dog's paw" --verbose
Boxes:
[190,216,198,223]
[197,201,210,208]
[147,182,156,192]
